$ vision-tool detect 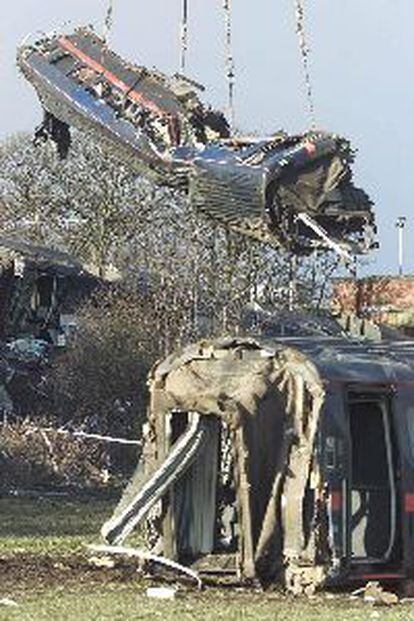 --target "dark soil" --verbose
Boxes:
[0,554,141,594]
